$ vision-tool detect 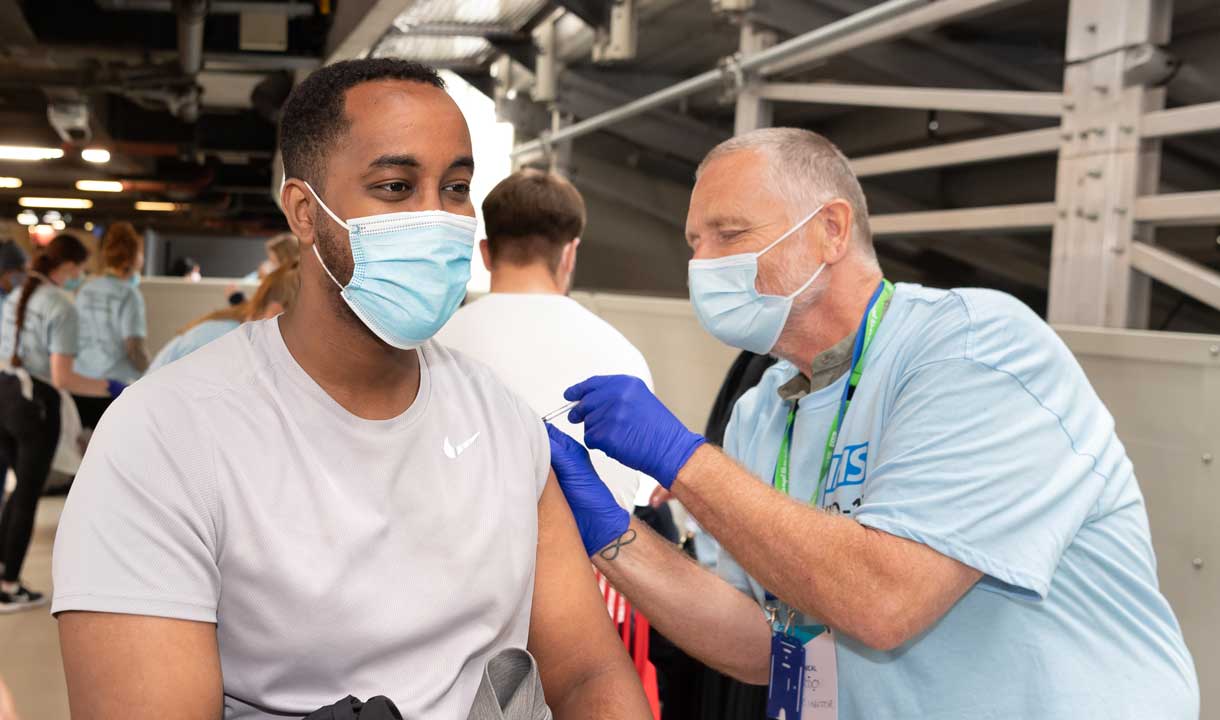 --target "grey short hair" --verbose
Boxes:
[697,128,874,257]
